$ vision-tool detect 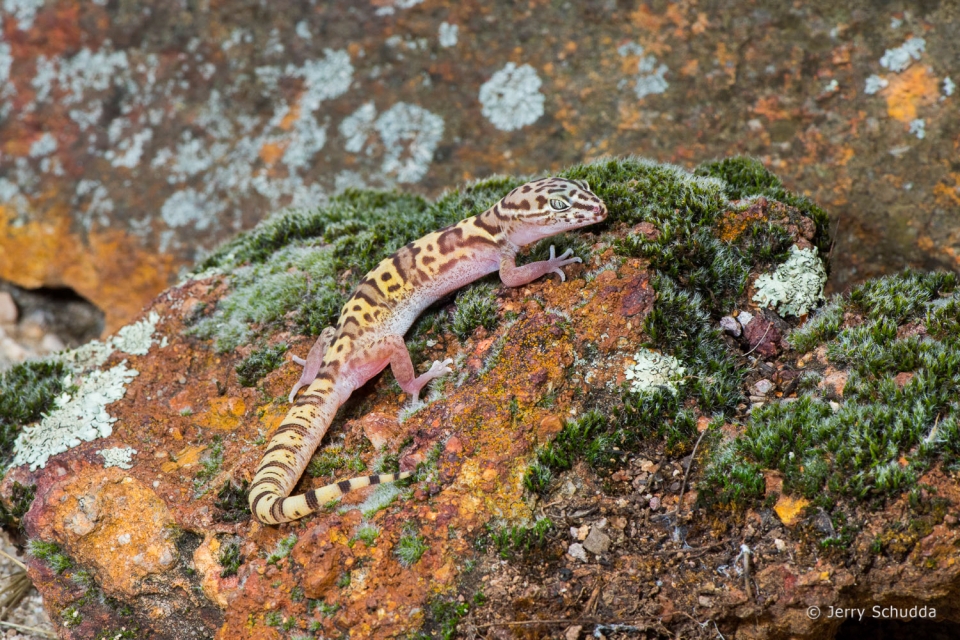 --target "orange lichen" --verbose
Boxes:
[883,65,939,122]
[33,466,177,597]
